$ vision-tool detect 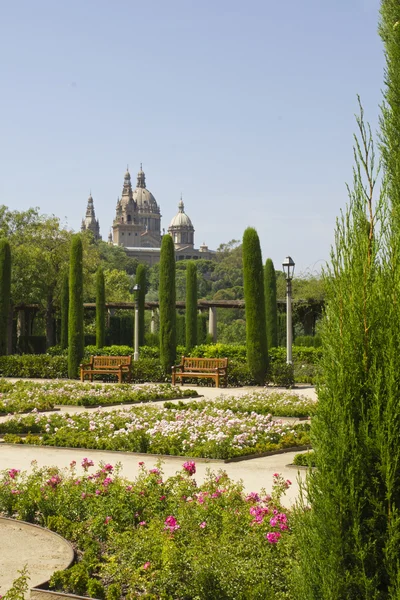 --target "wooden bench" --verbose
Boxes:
[80,356,132,383]
[171,356,228,388]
